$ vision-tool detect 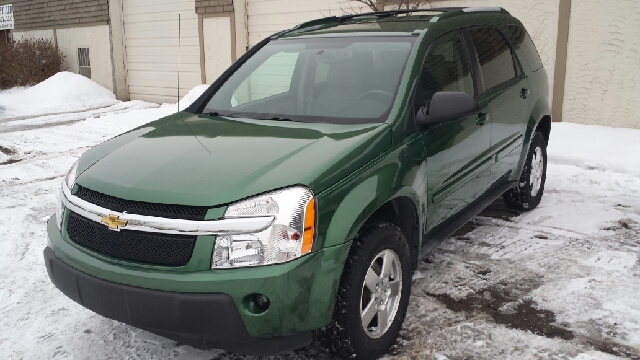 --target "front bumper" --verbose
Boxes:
[44,247,309,355]
[45,216,352,353]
